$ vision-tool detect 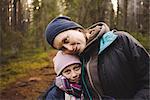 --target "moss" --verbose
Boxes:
[130,32,150,52]
[0,51,50,90]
